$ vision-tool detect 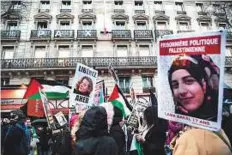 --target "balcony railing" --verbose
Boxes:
[227,32,232,40]
[114,9,125,13]
[198,11,207,16]
[134,30,153,40]
[112,30,131,40]
[177,11,186,15]
[81,9,93,13]
[60,9,71,12]
[155,10,165,14]
[1,57,232,70]
[1,30,21,40]
[143,87,156,93]
[54,30,74,40]
[77,30,97,40]
[121,88,130,94]
[30,30,51,40]
[155,30,173,39]
[135,10,145,14]
[1,56,157,70]
[177,30,195,33]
